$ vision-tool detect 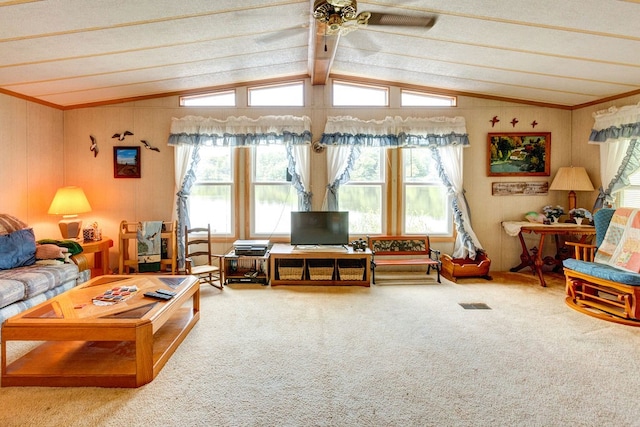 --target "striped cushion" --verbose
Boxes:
[0,214,28,236]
